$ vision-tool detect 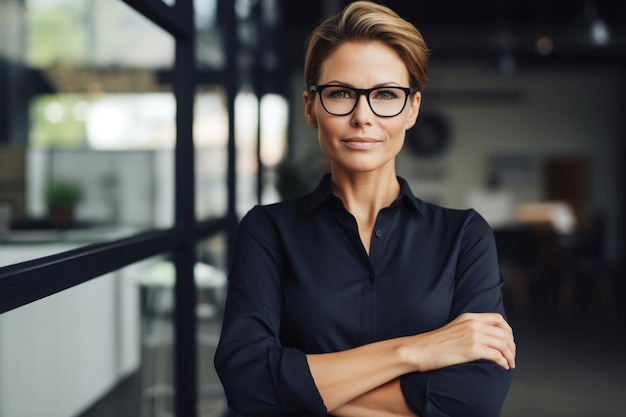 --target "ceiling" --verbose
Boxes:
[280,0,626,68]
[29,0,626,96]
